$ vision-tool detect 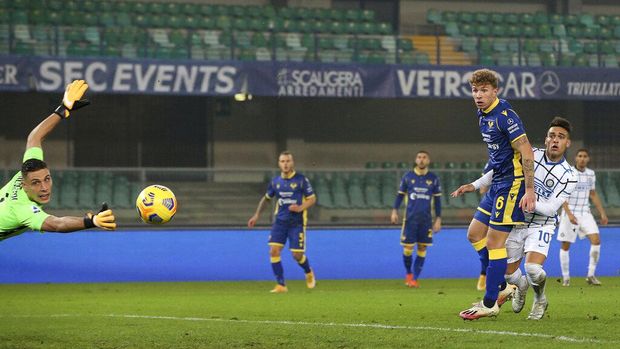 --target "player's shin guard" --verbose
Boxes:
[525,263,547,303]
[403,248,413,274]
[588,244,600,277]
[559,249,570,280]
[472,237,489,272]
[296,254,312,274]
[483,248,508,308]
[270,256,285,286]
[413,250,426,280]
